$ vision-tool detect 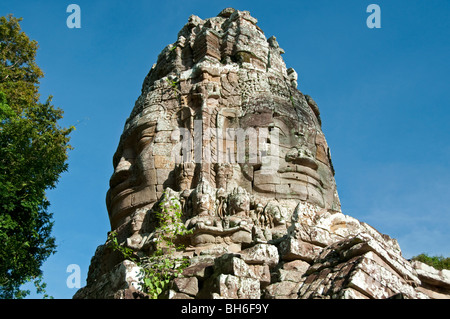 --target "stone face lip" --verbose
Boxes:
[74,8,450,300]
